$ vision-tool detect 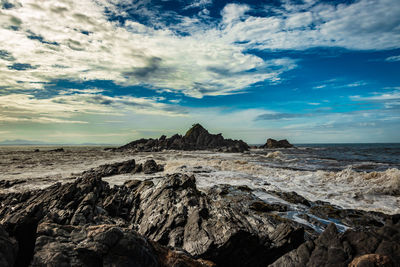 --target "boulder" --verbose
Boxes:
[143,159,164,174]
